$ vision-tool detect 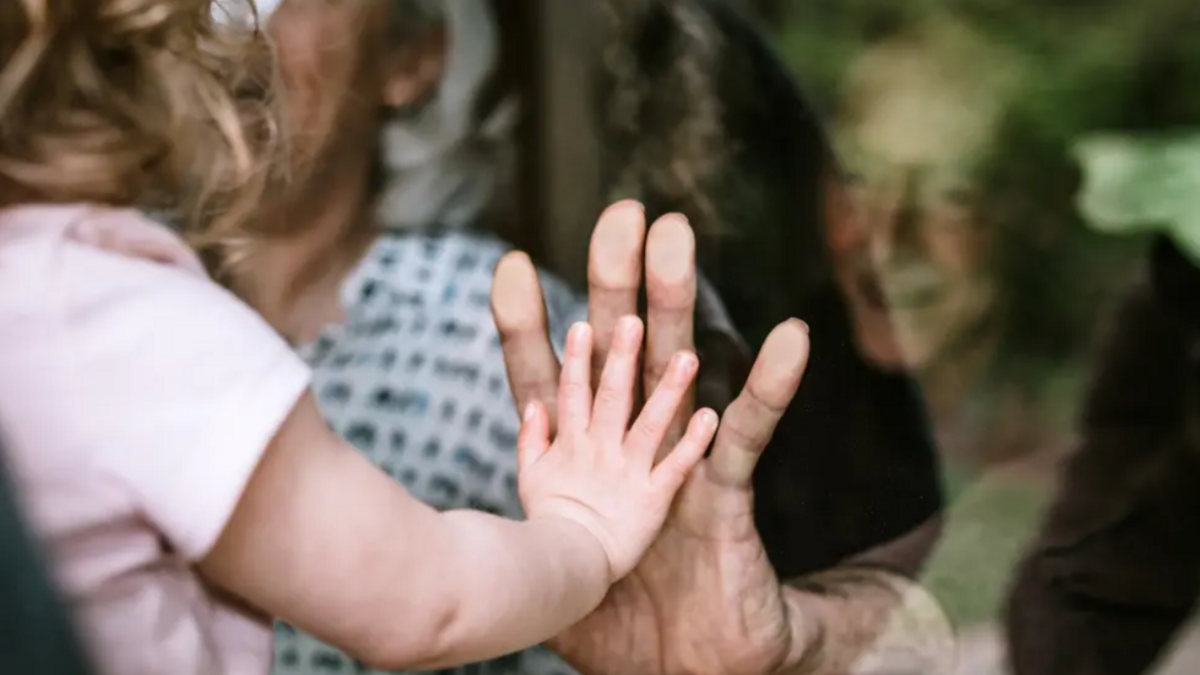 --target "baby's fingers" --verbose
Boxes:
[651,408,718,491]
[557,323,595,437]
[589,316,644,445]
[625,350,699,459]
[517,402,551,471]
